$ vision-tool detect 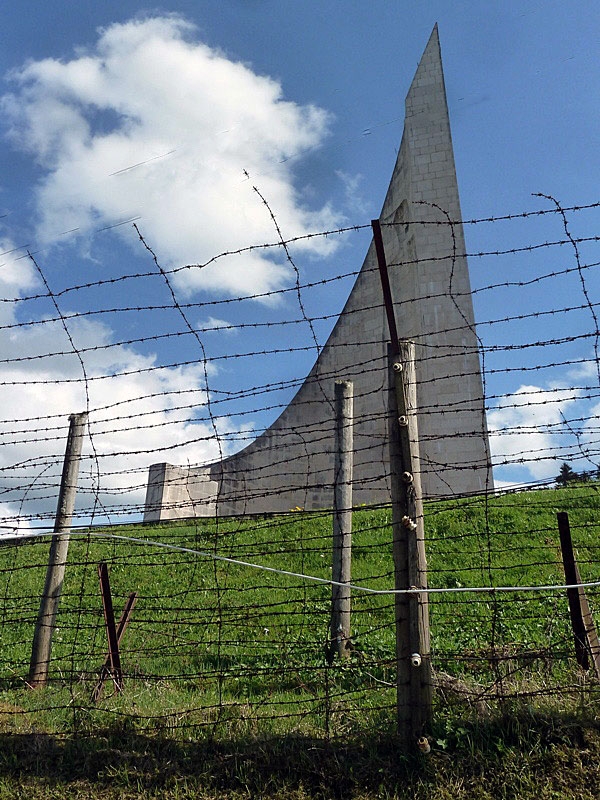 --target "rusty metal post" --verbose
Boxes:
[558,512,600,677]
[372,219,399,354]
[93,590,137,702]
[98,562,124,694]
